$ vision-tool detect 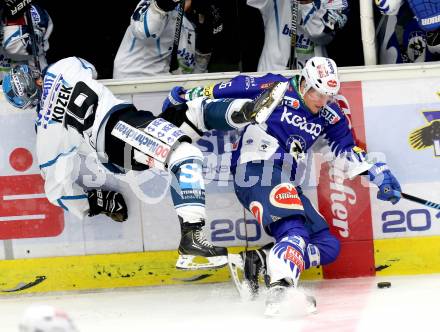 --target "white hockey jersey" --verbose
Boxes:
[113,0,208,78]
[37,57,129,219]
[247,0,348,70]
[0,4,53,81]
